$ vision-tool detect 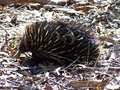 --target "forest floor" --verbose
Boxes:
[0,0,120,90]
